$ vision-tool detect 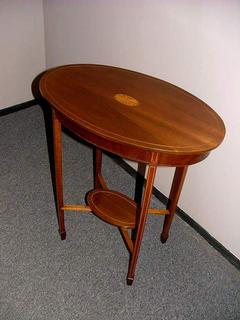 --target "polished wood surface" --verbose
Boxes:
[127,155,158,284]
[52,110,66,240]
[39,64,225,285]
[161,166,188,243]
[40,64,225,165]
[62,204,169,216]
[87,189,137,229]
